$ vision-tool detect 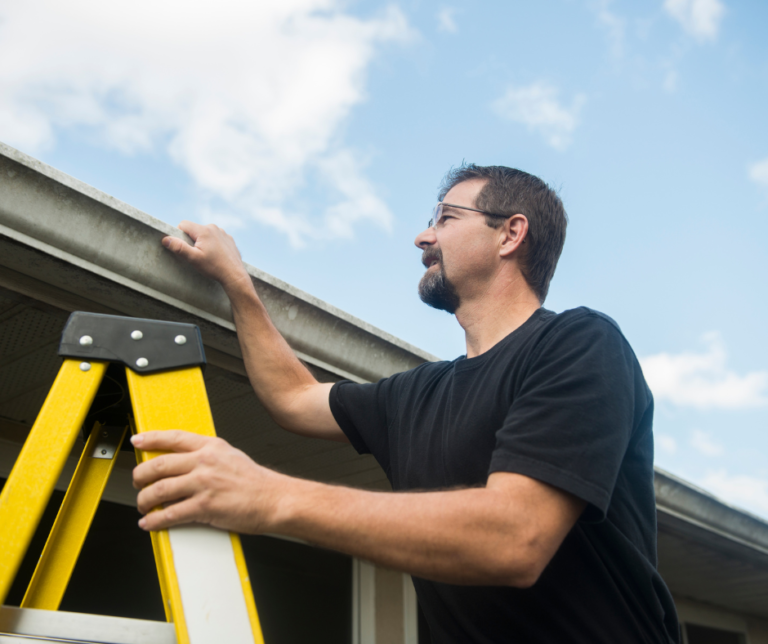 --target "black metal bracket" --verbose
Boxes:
[59,312,206,374]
